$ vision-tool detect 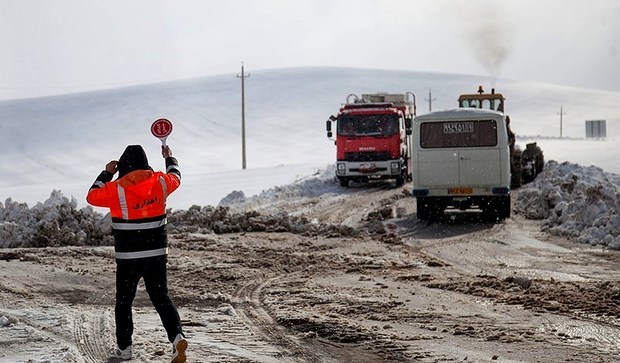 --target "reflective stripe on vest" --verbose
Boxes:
[112,218,167,230]
[166,165,181,179]
[159,175,167,197]
[116,184,129,219]
[115,247,168,260]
